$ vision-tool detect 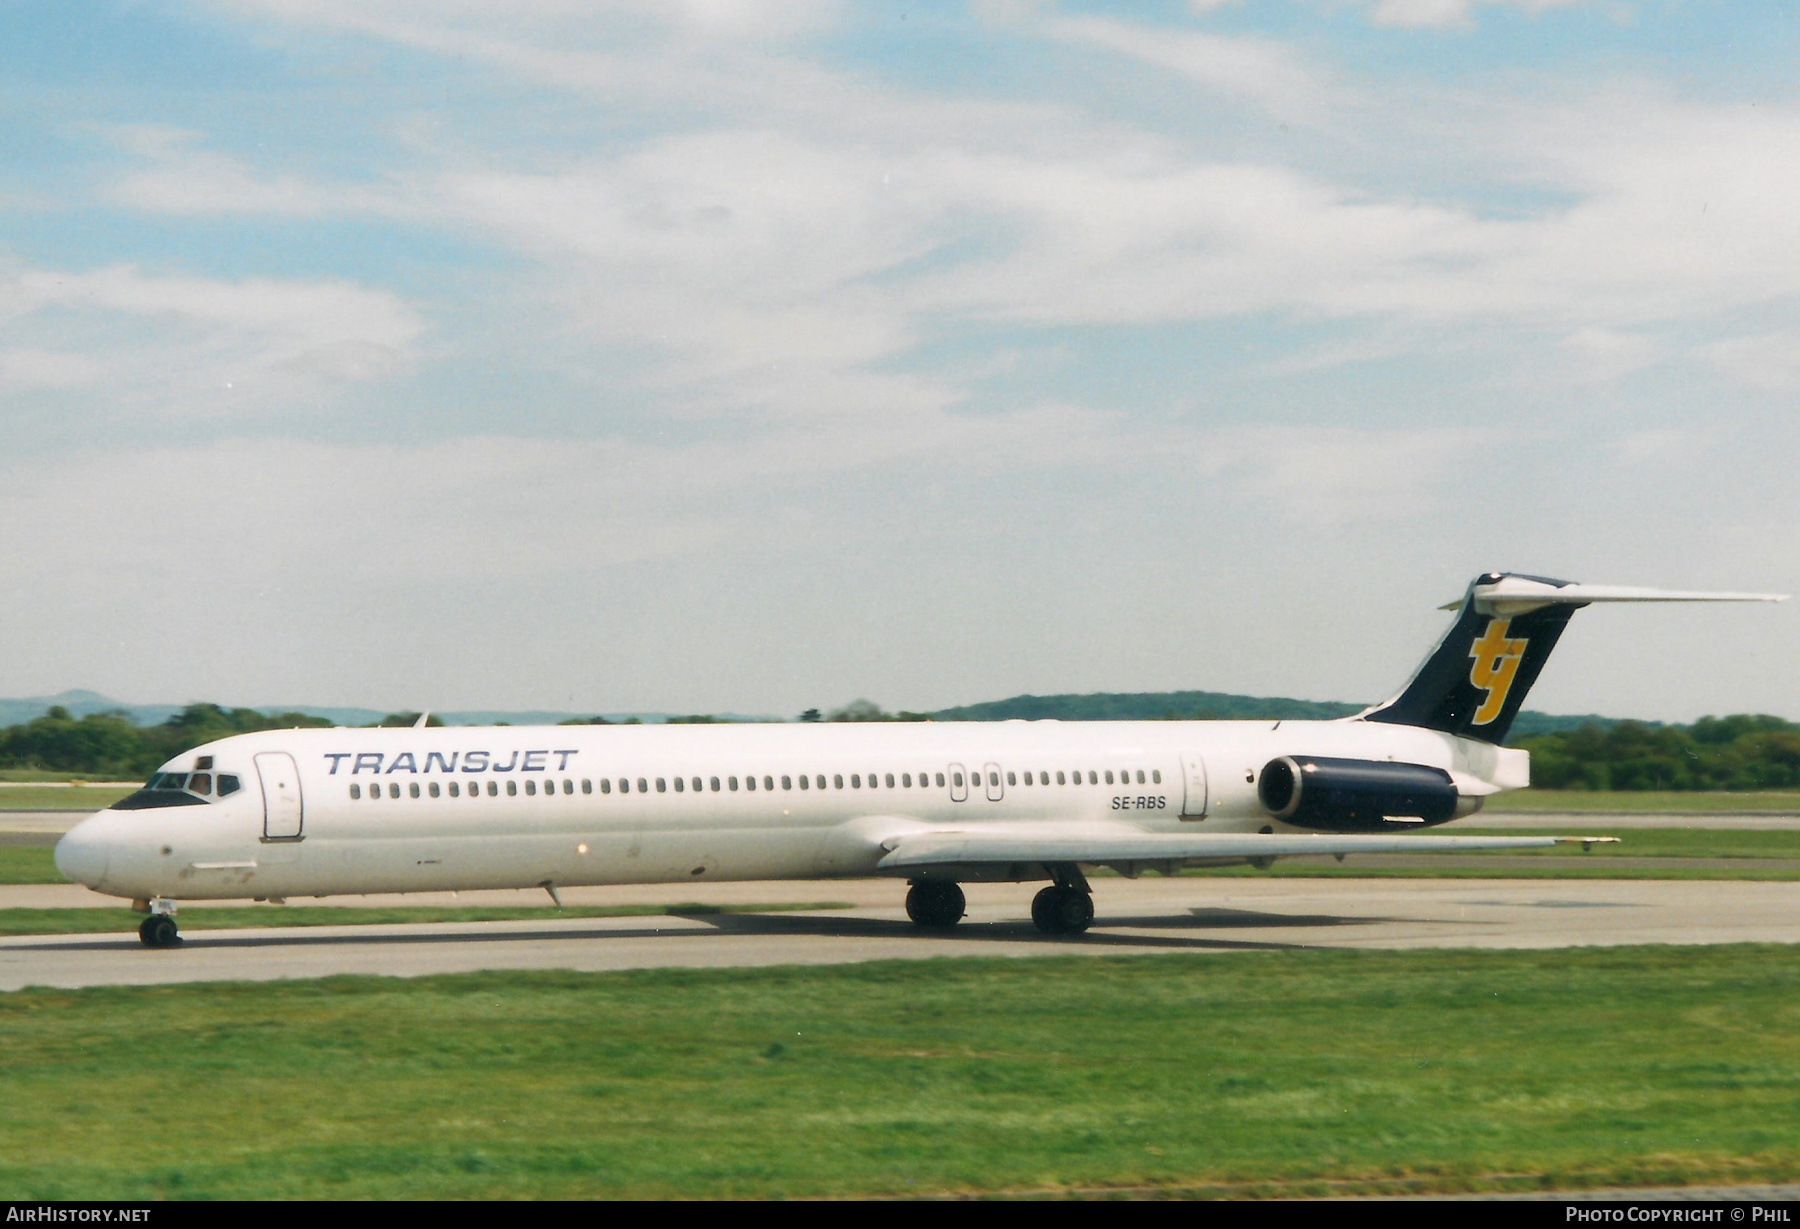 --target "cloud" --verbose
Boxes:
[1369,0,1585,30]
[1198,426,1508,526]
[108,126,369,217]
[1,263,426,415]
[100,8,1800,441]
[1041,16,1334,118]
[1705,332,1800,395]
[0,348,104,390]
